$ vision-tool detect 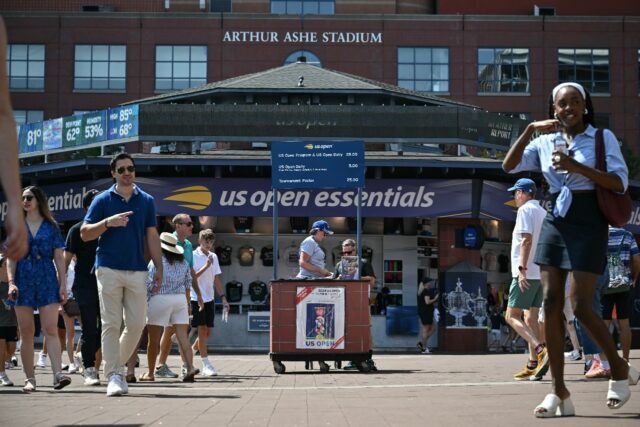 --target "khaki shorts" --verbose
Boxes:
[507,277,543,309]
[147,294,189,326]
